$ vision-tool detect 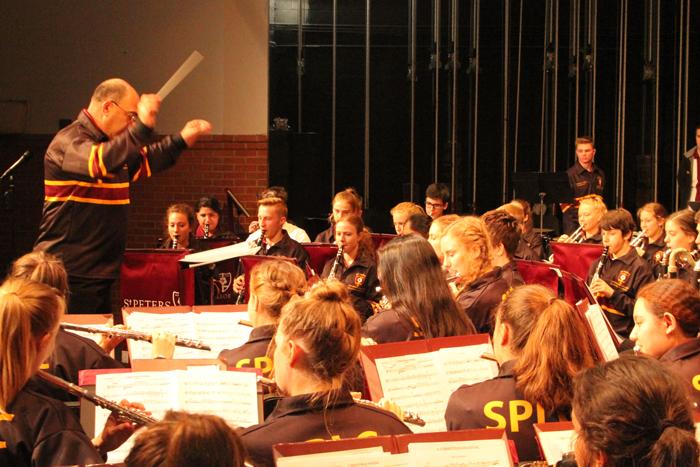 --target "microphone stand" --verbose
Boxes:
[1,151,31,260]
